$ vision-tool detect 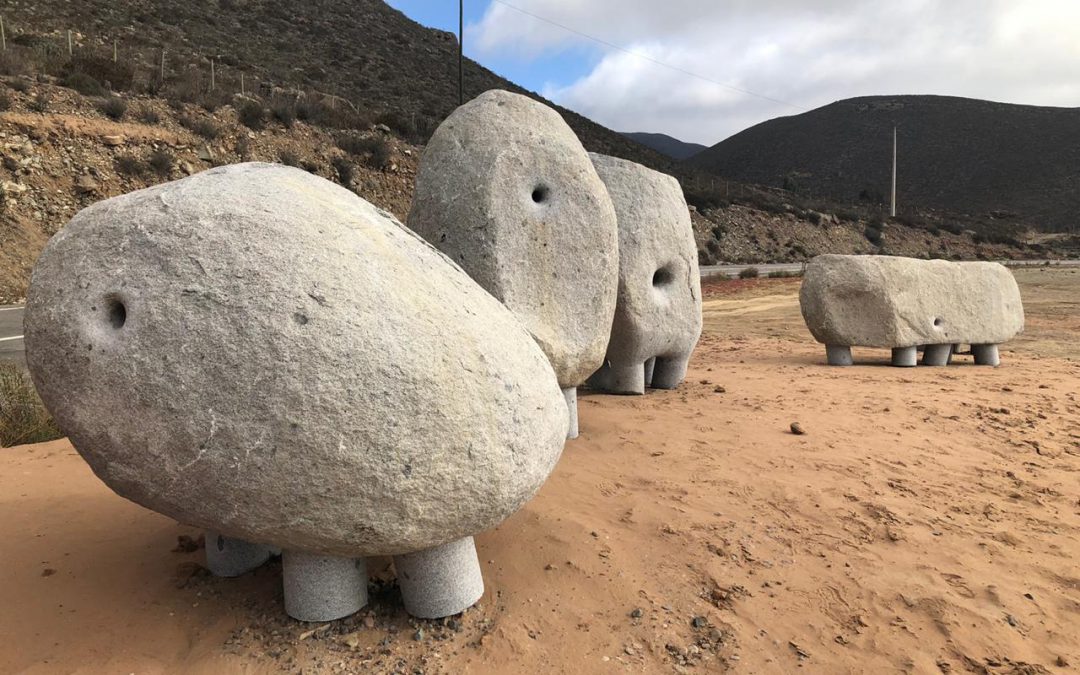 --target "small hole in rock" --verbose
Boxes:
[653,267,674,287]
[293,313,309,326]
[107,298,126,329]
[933,317,943,327]
[531,185,549,203]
